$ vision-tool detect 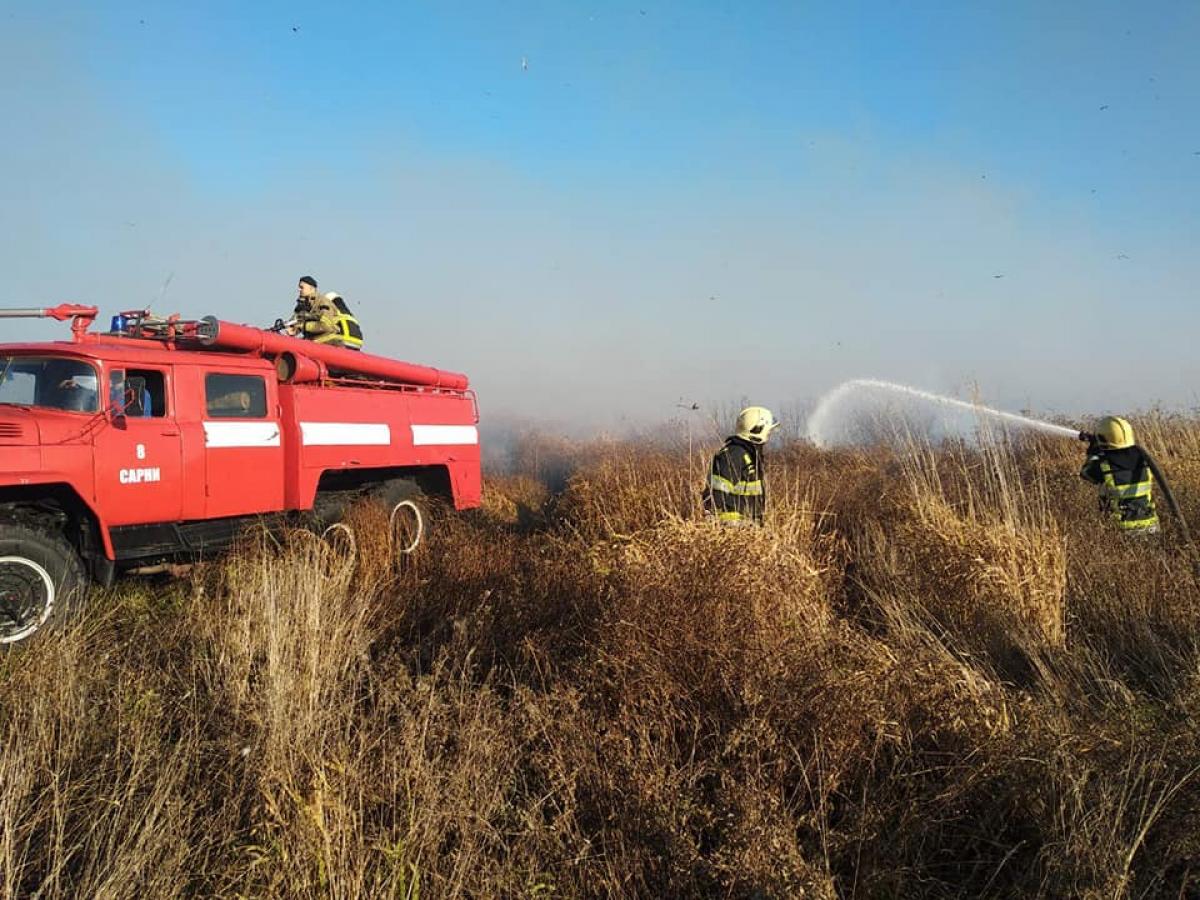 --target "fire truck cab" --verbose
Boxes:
[0,305,481,645]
